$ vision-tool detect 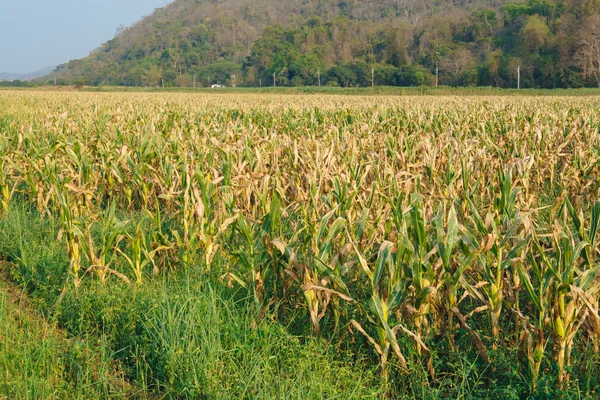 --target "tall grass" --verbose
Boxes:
[0,283,134,399]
